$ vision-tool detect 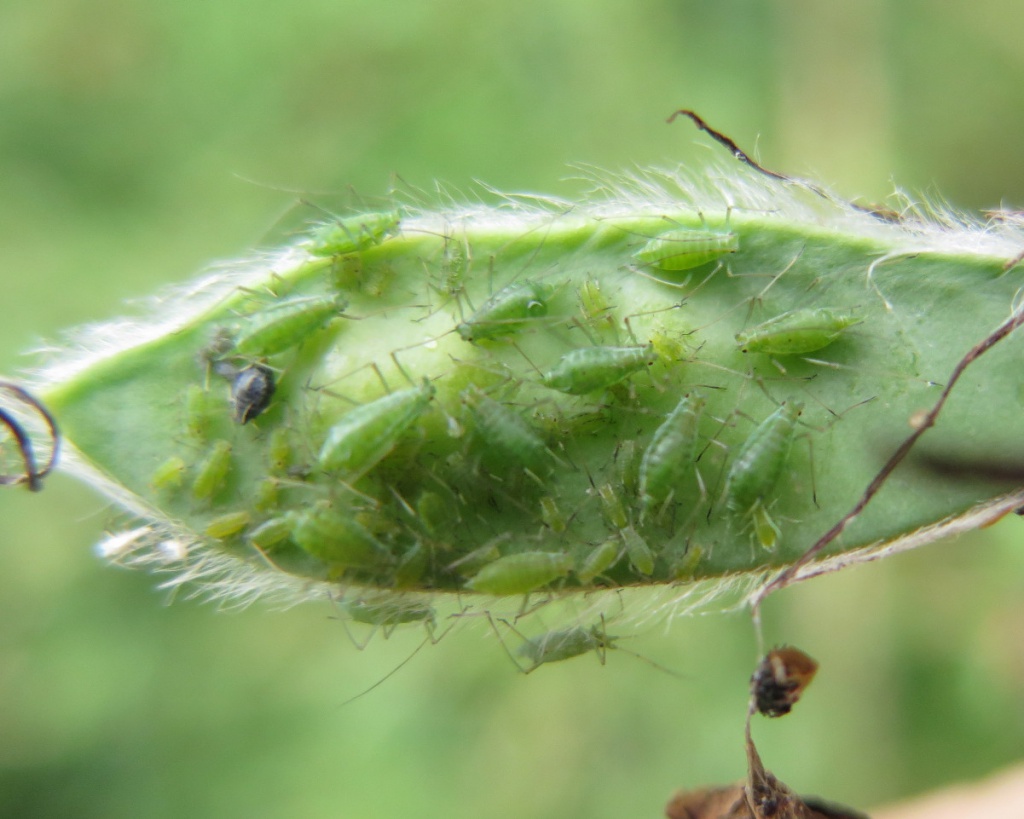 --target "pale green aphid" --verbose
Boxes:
[634,225,739,271]
[307,210,401,257]
[184,385,217,441]
[267,428,293,476]
[247,515,294,549]
[191,440,232,501]
[464,550,573,595]
[541,344,657,395]
[232,293,348,358]
[393,542,428,588]
[516,623,616,672]
[205,510,252,539]
[340,594,435,628]
[577,539,621,583]
[597,483,629,530]
[736,308,863,355]
[639,394,705,514]
[252,477,280,513]
[318,380,435,477]
[724,402,803,515]
[620,525,654,575]
[456,280,551,342]
[150,455,187,491]
[291,501,392,568]
[540,496,567,534]
[463,387,547,468]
